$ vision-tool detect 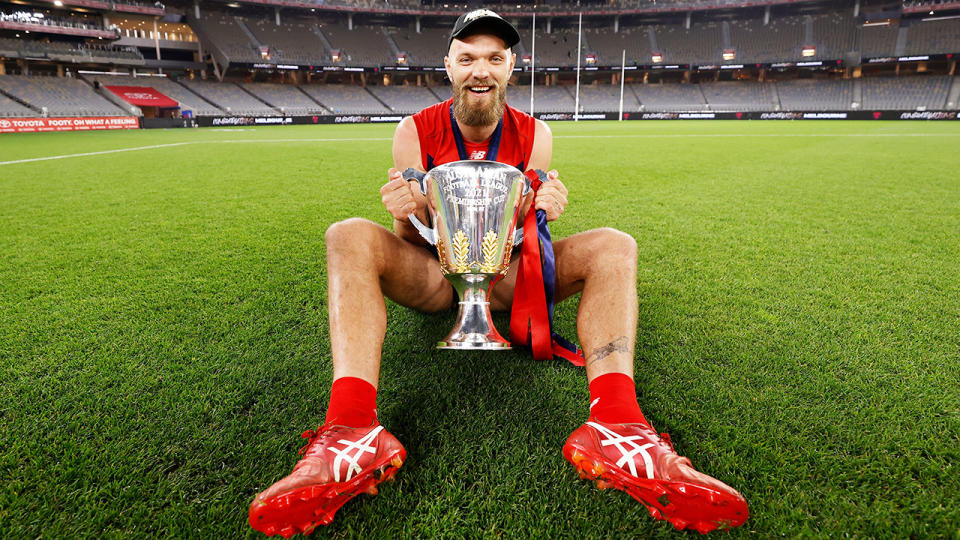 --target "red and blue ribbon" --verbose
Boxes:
[509,169,585,367]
